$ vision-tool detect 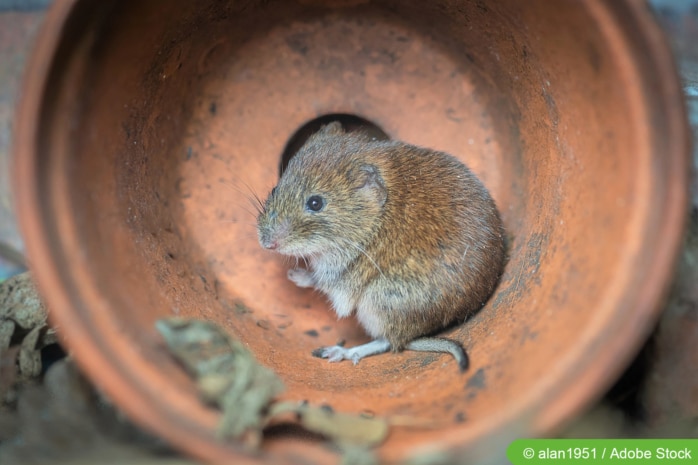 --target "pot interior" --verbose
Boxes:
[29,0,680,462]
